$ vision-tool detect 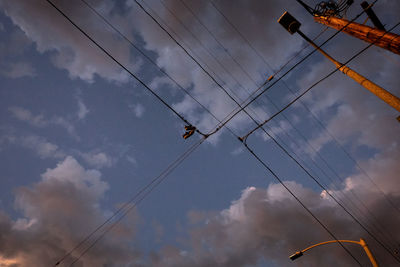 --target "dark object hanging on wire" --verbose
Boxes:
[182,125,196,139]
[296,0,354,18]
